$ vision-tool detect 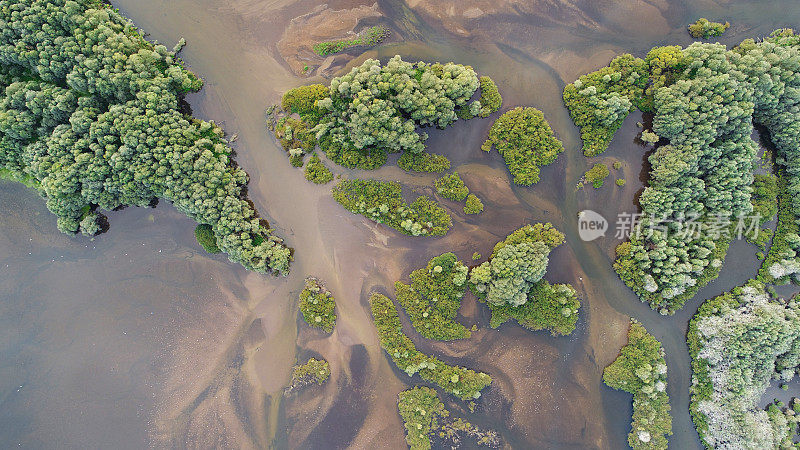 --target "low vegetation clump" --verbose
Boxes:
[370,293,492,401]
[0,0,292,274]
[464,194,484,215]
[298,277,336,332]
[435,173,470,201]
[615,178,626,187]
[481,107,564,185]
[688,18,730,39]
[750,173,778,222]
[469,223,581,335]
[394,253,471,340]
[397,387,500,450]
[304,154,334,184]
[332,179,452,236]
[398,153,451,173]
[604,320,672,450]
[312,25,390,56]
[284,357,330,396]
[195,224,221,253]
[584,163,610,188]
[688,281,800,448]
